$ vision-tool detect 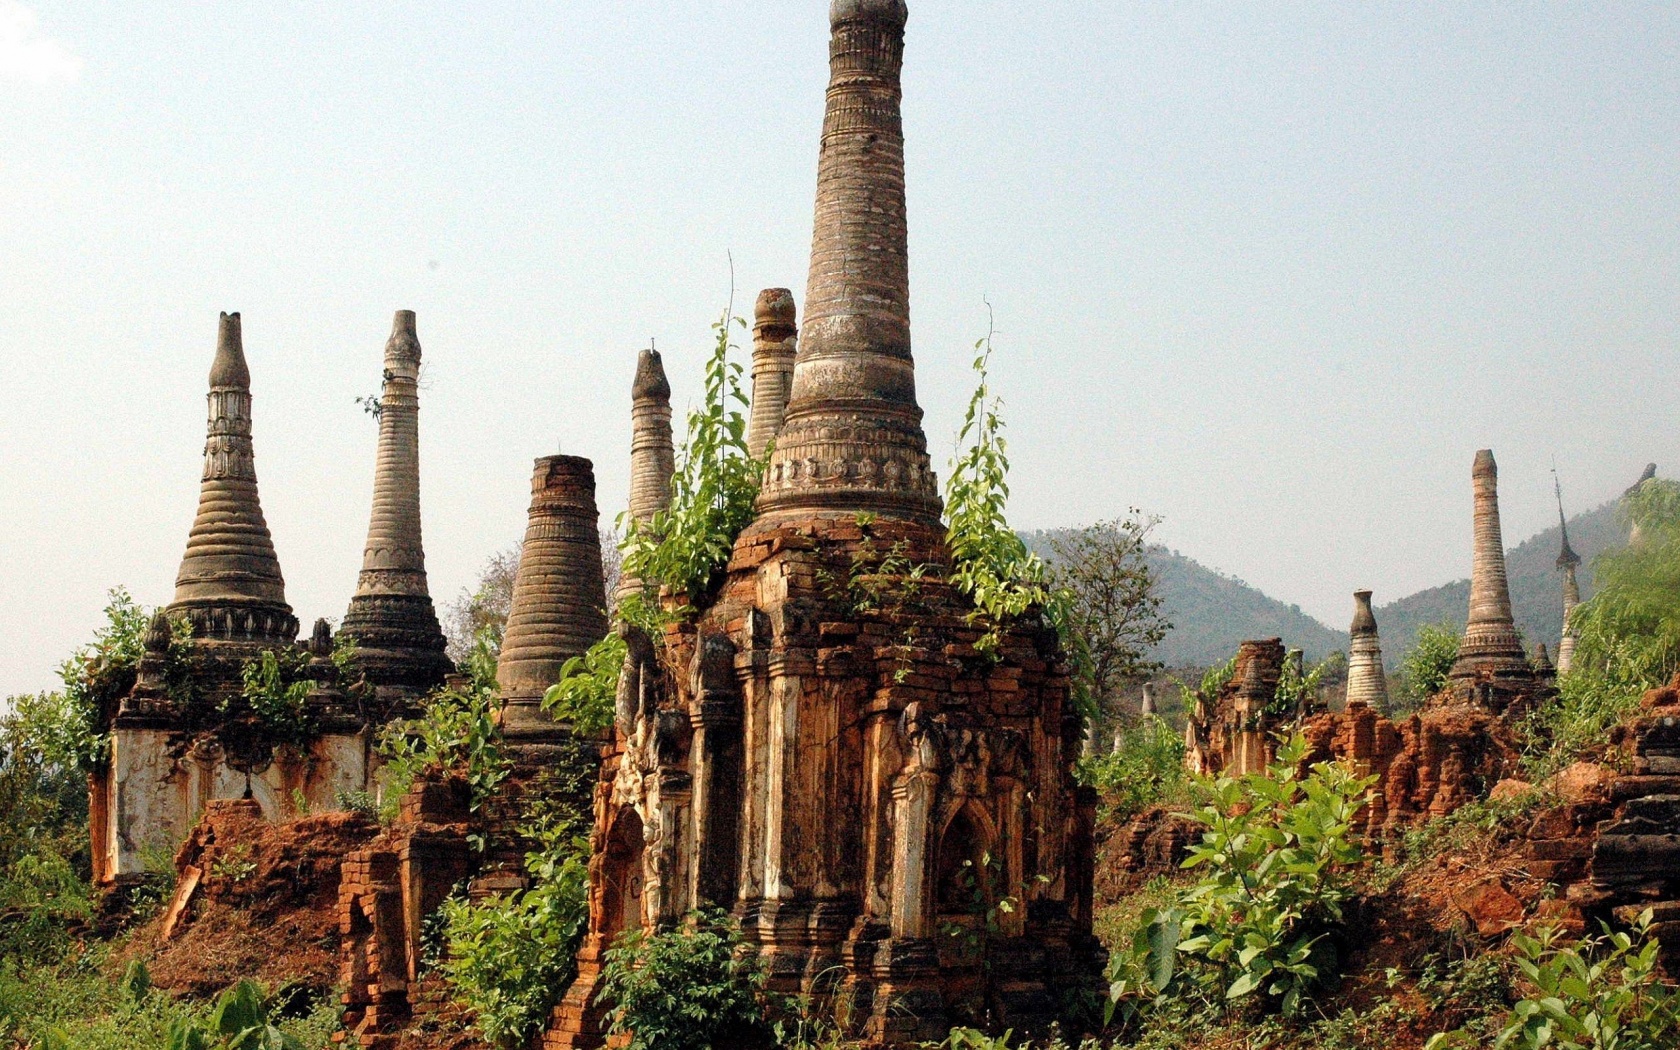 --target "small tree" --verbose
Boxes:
[1400,622,1460,709]
[1049,515,1170,742]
